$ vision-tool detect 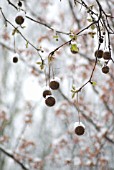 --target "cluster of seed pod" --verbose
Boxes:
[42,77,60,107]
[95,50,111,74]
